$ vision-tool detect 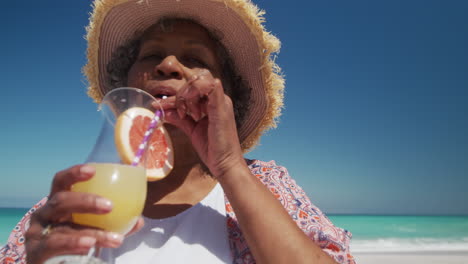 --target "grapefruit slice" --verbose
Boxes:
[115,107,174,181]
